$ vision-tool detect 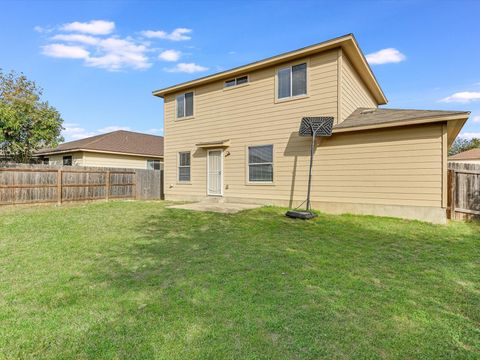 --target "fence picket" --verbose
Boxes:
[0,164,163,206]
